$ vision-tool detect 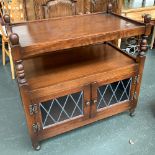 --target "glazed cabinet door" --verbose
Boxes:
[35,84,91,140]
[90,76,136,118]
